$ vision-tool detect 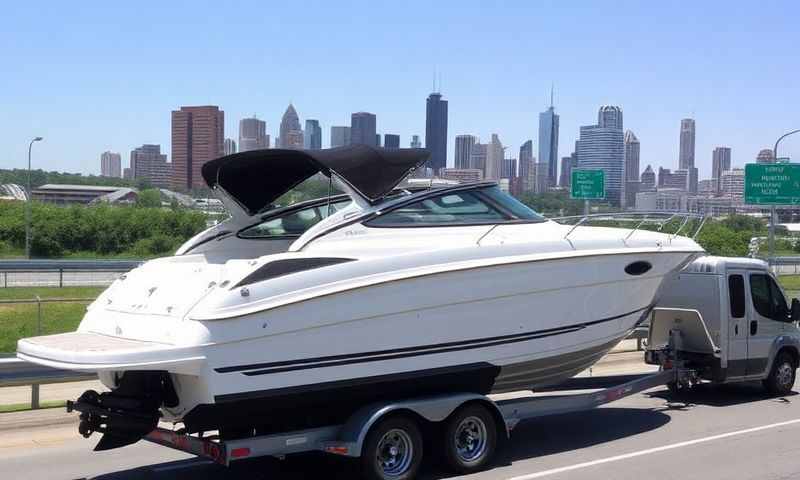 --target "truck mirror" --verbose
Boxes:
[791,299,800,322]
